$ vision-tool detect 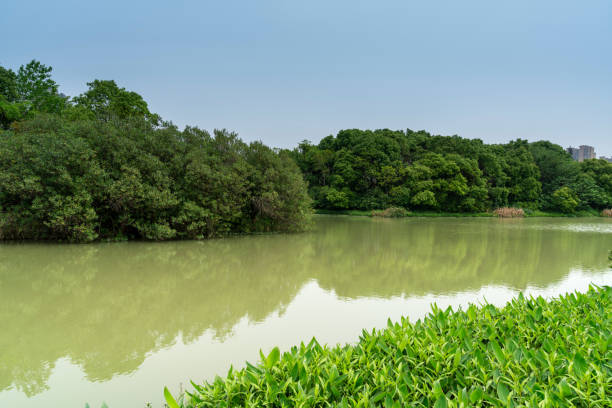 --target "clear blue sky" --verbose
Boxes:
[2,1,611,156]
